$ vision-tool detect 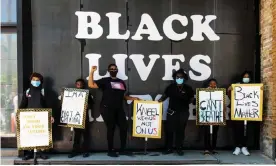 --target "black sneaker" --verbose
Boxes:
[68,153,78,158]
[38,154,49,160]
[176,149,184,156]
[211,150,218,154]
[119,151,133,156]
[83,153,89,158]
[22,154,33,160]
[108,150,119,157]
[162,149,173,155]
